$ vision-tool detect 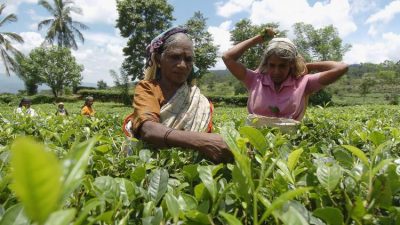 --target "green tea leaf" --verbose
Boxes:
[313,207,344,225]
[239,126,267,155]
[198,165,217,202]
[62,138,95,202]
[368,131,386,146]
[342,145,369,166]
[372,159,392,176]
[74,198,104,225]
[259,187,311,223]
[148,168,169,204]
[287,148,303,171]
[44,209,76,225]
[316,163,342,193]
[0,203,29,225]
[280,206,309,225]
[165,193,180,221]
[93,176,120,203]
[115,178,136,206]
[219,211,243,225]
[11,137,62,224]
